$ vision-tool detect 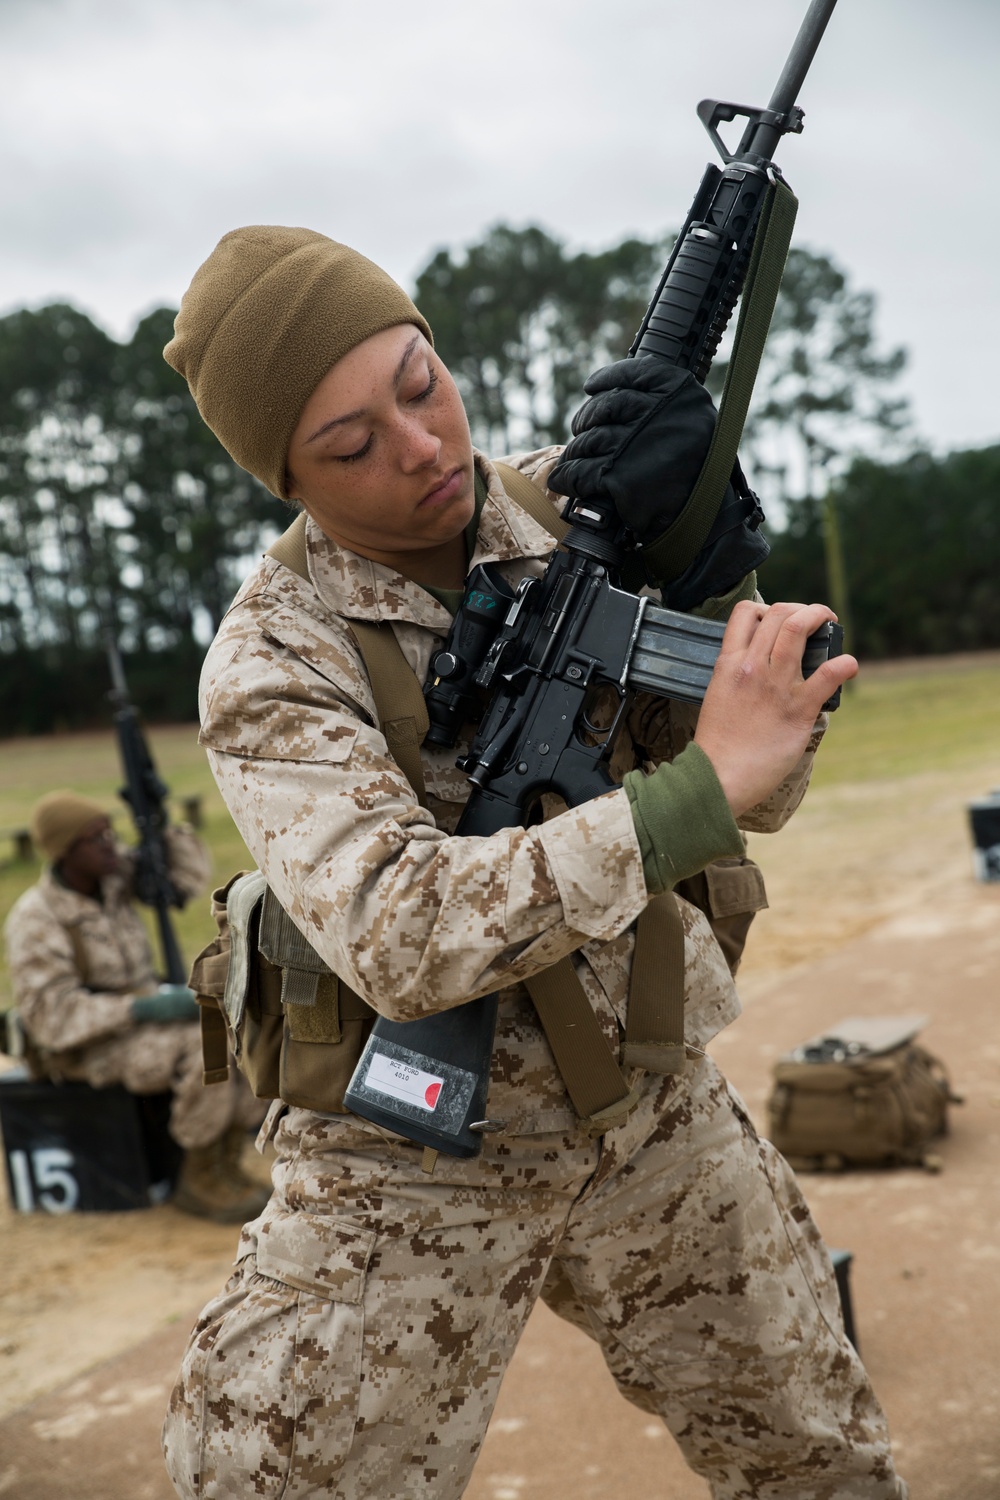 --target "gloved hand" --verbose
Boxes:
[548,358,717,543]
[661,462,770,614]
[547,358,769,608]
[131,985,200,1025]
